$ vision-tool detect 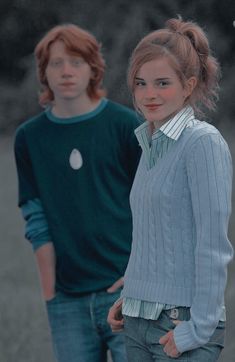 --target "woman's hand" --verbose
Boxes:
[159,320,181,358]
[107,299,124,332]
